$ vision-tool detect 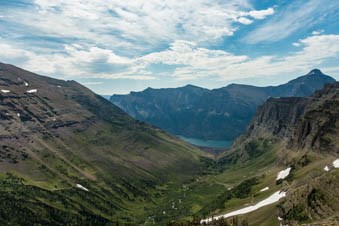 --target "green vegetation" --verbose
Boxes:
[0,65,338,225]
[198,177,259,217]
[284,204,309,222]
[0,173,110,225]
